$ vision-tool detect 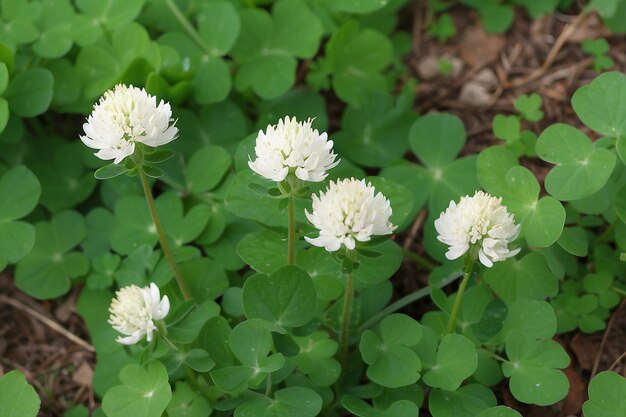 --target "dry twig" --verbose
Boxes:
[0,295,94,352]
